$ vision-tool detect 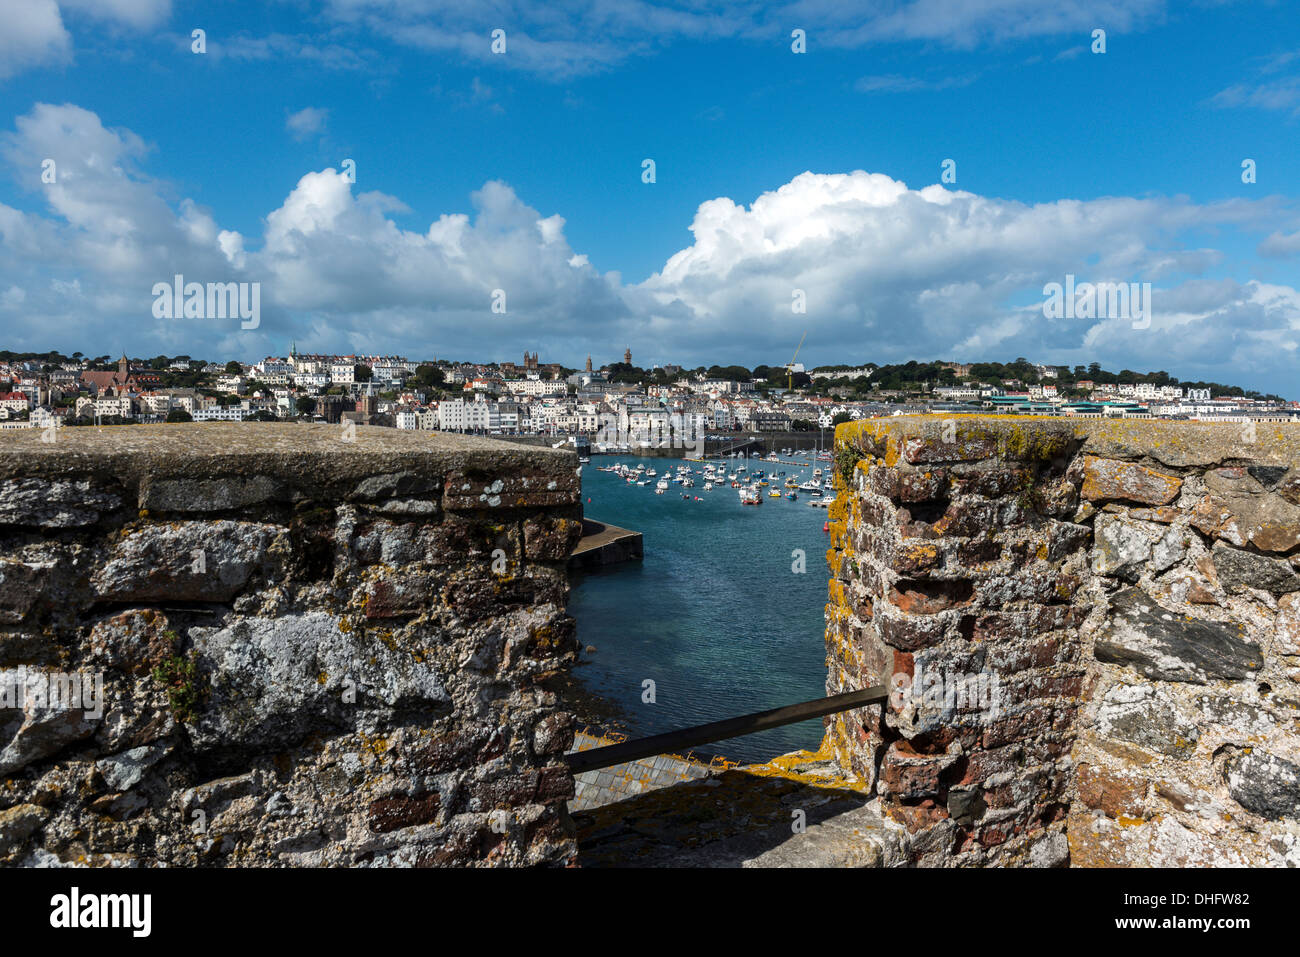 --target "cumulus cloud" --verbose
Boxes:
[1,102,1298,396]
